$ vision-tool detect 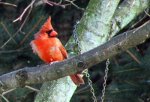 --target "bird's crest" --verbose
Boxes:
[40,17,53,33]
